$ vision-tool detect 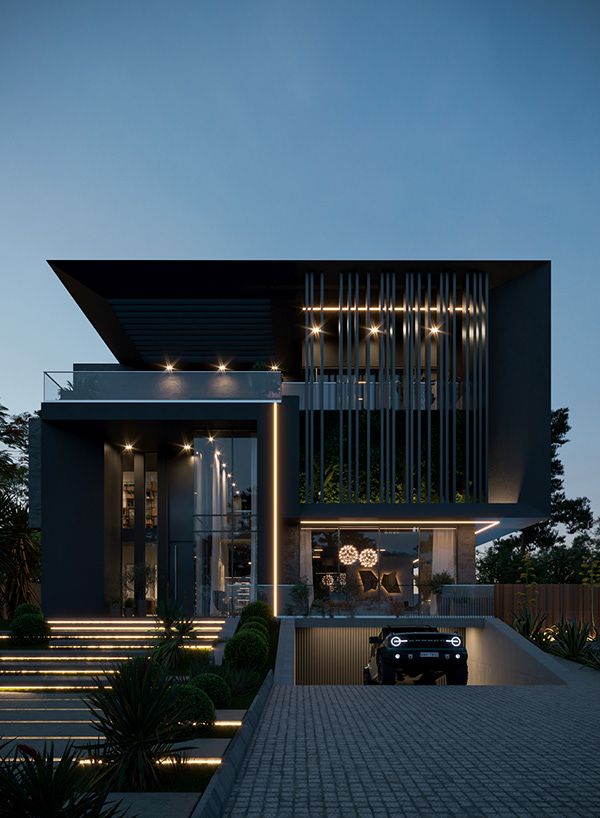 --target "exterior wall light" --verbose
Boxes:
[164,363,175,372]
[123,444,133,452]
[310,324,322,336]
[270,364,279,371]
[429,325,440,336]
[369,325,380,336]
[208,436,214,443]
[217,362,228,371]
[339,545,359,566]
[183,443,192,452]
